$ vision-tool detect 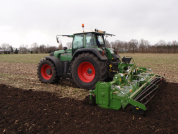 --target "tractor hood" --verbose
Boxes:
[105,48,120,60]
[53,49,72,57]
